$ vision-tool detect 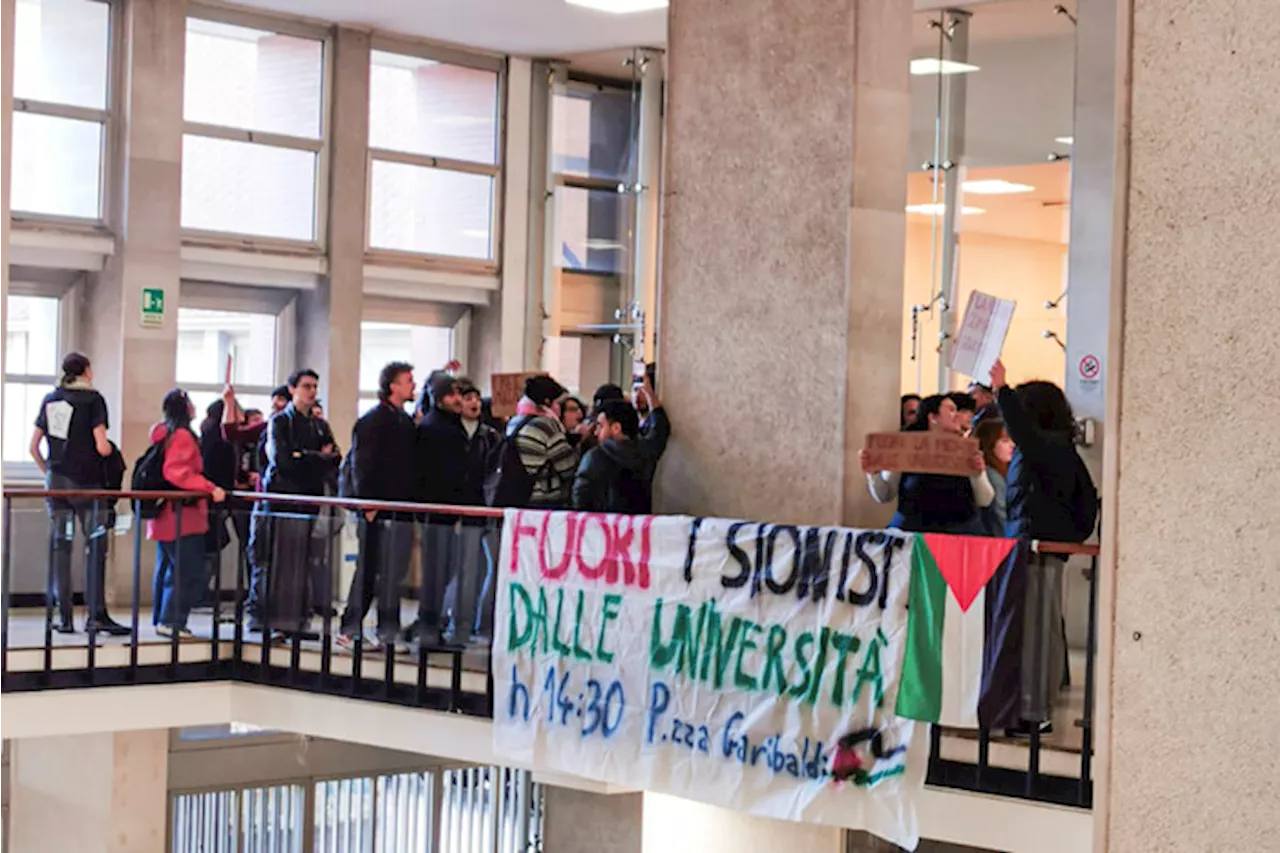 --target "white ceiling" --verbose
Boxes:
[229,0,667,56]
